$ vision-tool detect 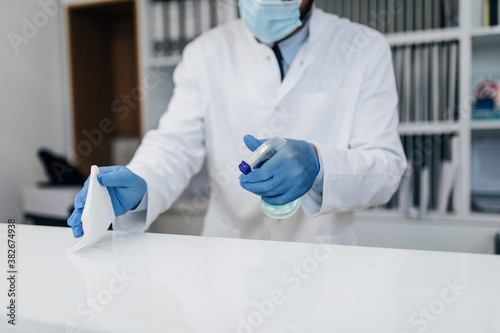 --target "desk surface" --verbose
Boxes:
[1,224,499,333]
